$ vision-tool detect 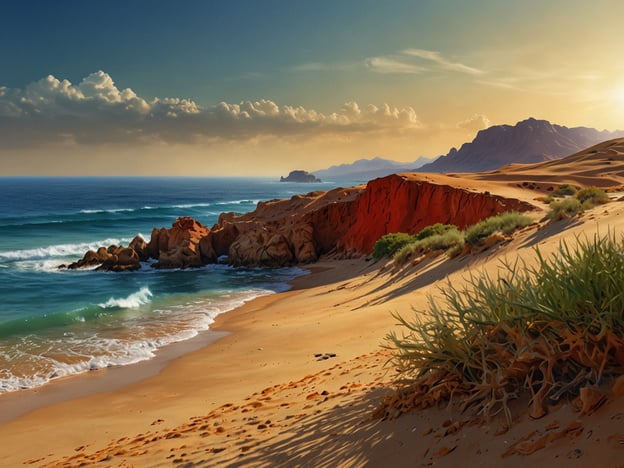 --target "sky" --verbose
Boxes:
[1,0,624,176]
